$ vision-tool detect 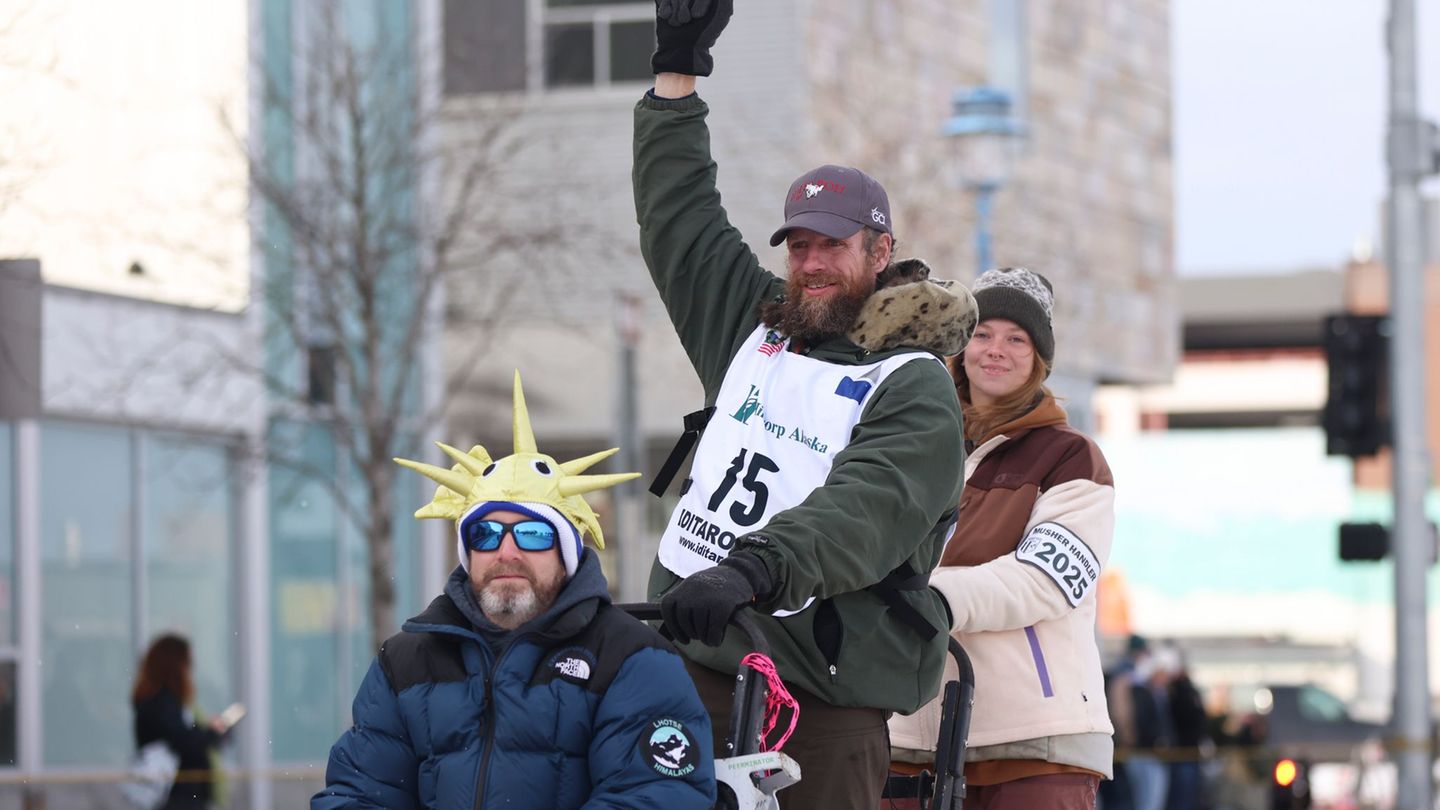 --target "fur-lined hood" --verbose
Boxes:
[848,258,977,356]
